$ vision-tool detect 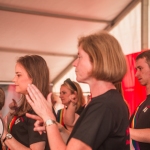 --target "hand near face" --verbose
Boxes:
[26,84,56,122]
[69,91,78,105]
